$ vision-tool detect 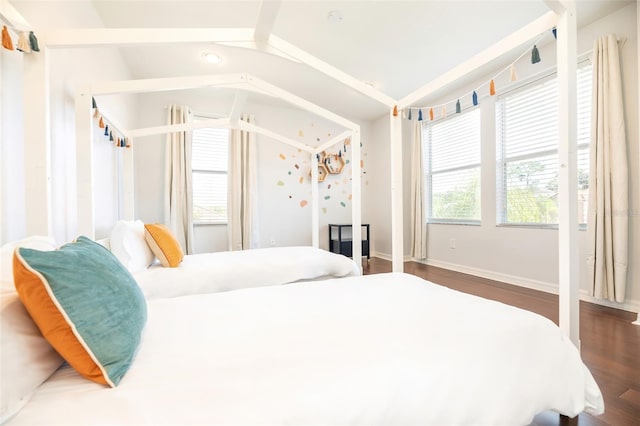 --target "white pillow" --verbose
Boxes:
[110,220,155,273]
[0,293,64,423]
[1,236,57,294]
